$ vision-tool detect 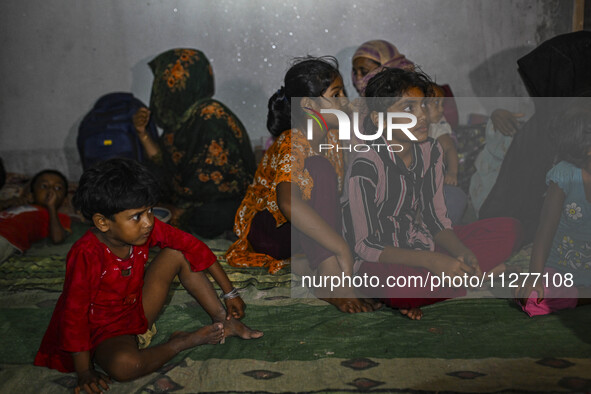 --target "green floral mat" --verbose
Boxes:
[1,296,590,393]
[2,217,586,393]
